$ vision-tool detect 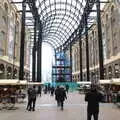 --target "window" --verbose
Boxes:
[2,16,7,25]
[0,31,5,56]
[4,3,8,13]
